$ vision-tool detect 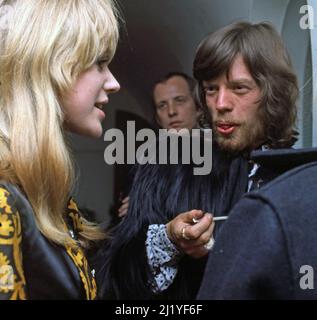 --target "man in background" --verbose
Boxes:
[152,72,202,131]
[117,72,202,217]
